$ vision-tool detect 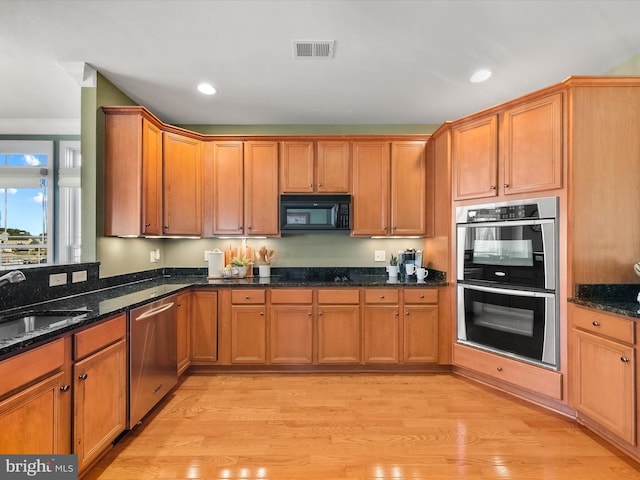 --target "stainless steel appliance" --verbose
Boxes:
[128,297,177,428]
[280,194,351,232]
[456,197,559,369]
